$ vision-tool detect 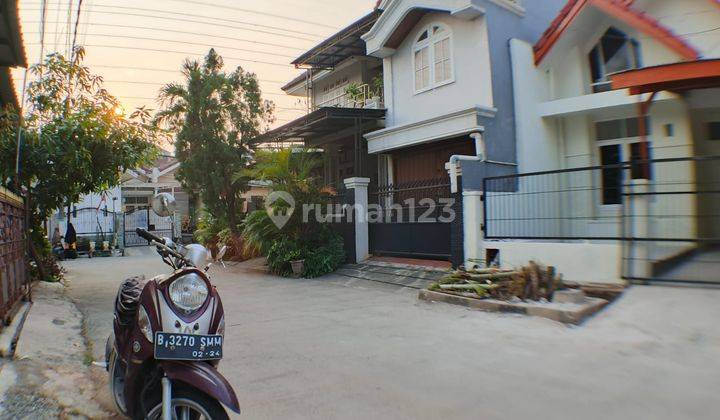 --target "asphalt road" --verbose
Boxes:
[62,251,720,420]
